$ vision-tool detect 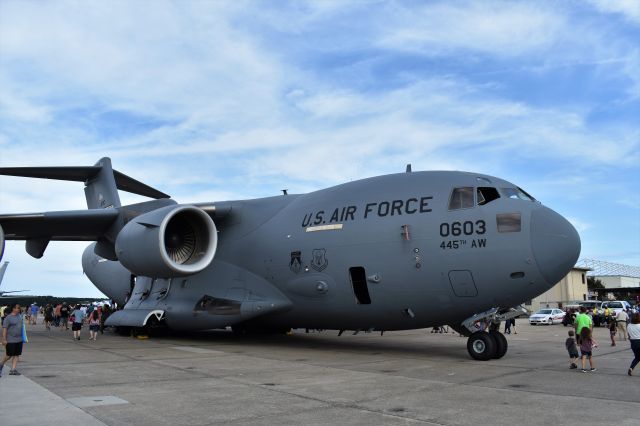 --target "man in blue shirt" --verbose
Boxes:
[29,303,39,325]
[1,303,24,376]
[71,305,85,340]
